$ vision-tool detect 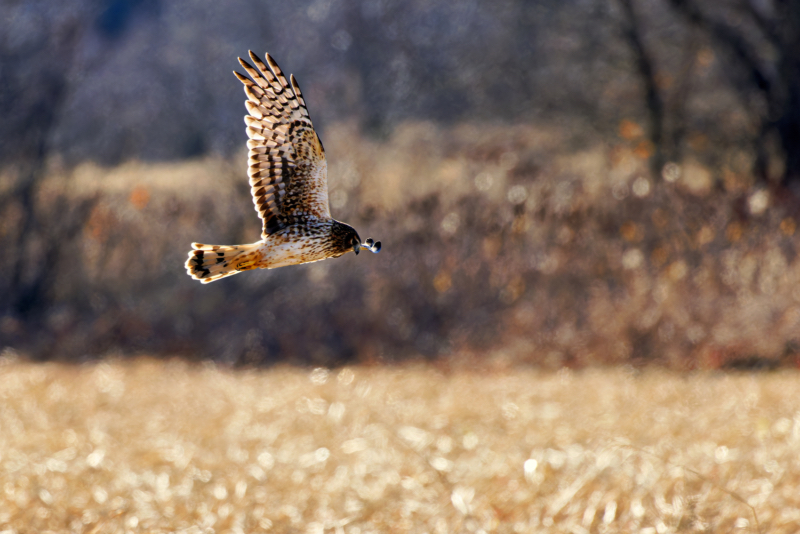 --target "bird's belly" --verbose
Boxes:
[258,238,330,269]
